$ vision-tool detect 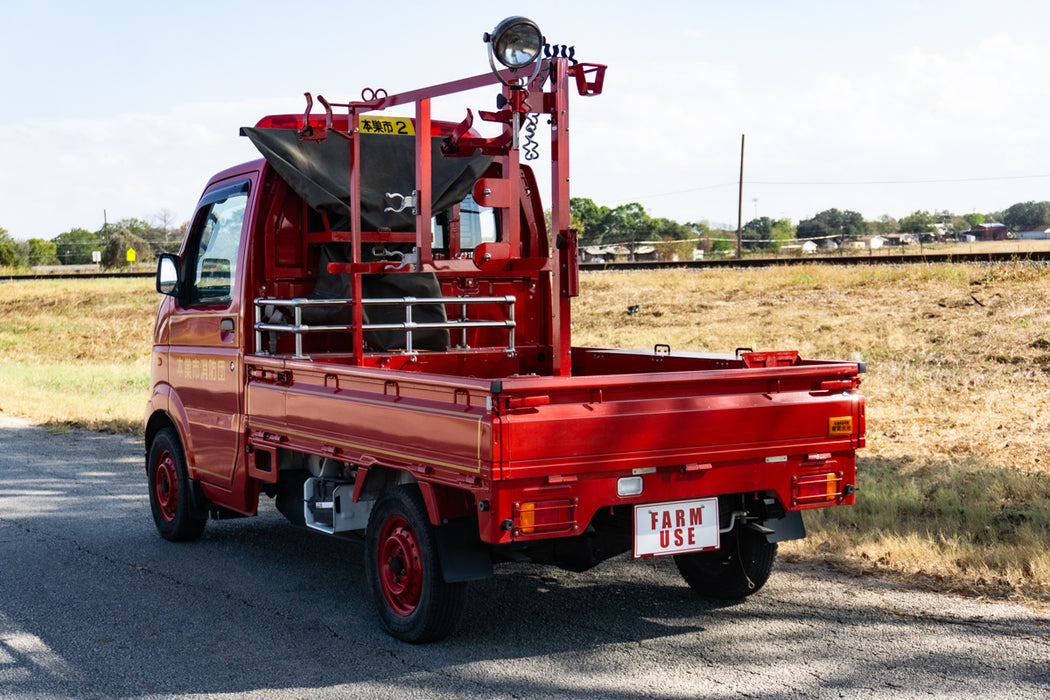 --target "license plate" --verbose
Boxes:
[633,497,720,558]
